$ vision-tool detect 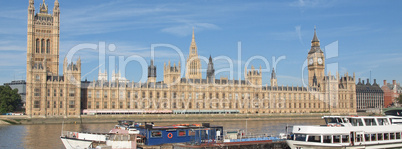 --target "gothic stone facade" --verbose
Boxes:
[81,29,356,115]
[26,0,81,117]
[26,1,356,117]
